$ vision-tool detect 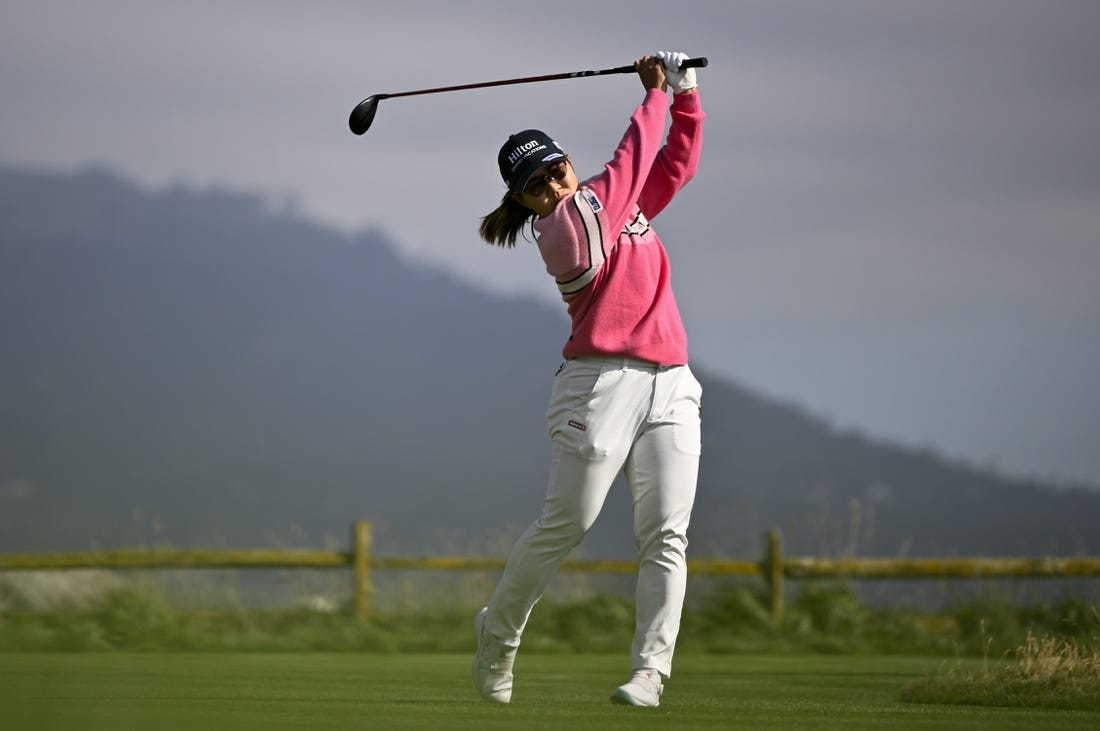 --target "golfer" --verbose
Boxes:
[474,52,704,707]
